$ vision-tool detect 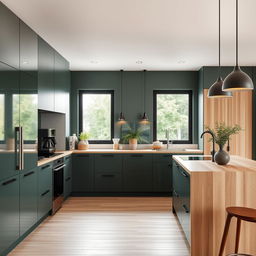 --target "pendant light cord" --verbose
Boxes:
[236,0,238,66]
[218,0,221,76]
[120,70,123,113]
[143,70,146,112]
